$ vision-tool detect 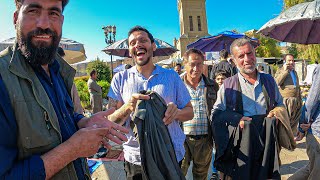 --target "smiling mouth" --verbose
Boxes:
[33,35,52,40]
[136,49,146,57]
